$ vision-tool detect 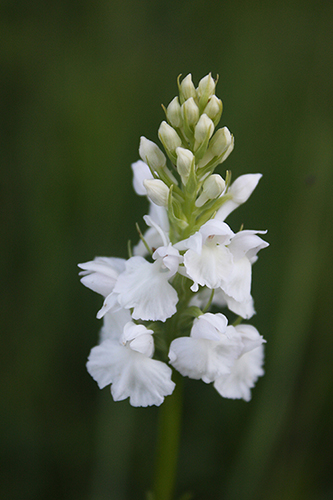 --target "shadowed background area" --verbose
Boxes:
[1,1,333,499]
